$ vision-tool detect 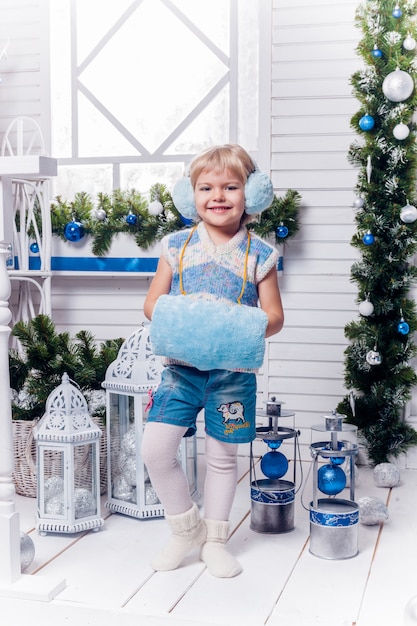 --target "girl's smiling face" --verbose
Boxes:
[194,168,246,239]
